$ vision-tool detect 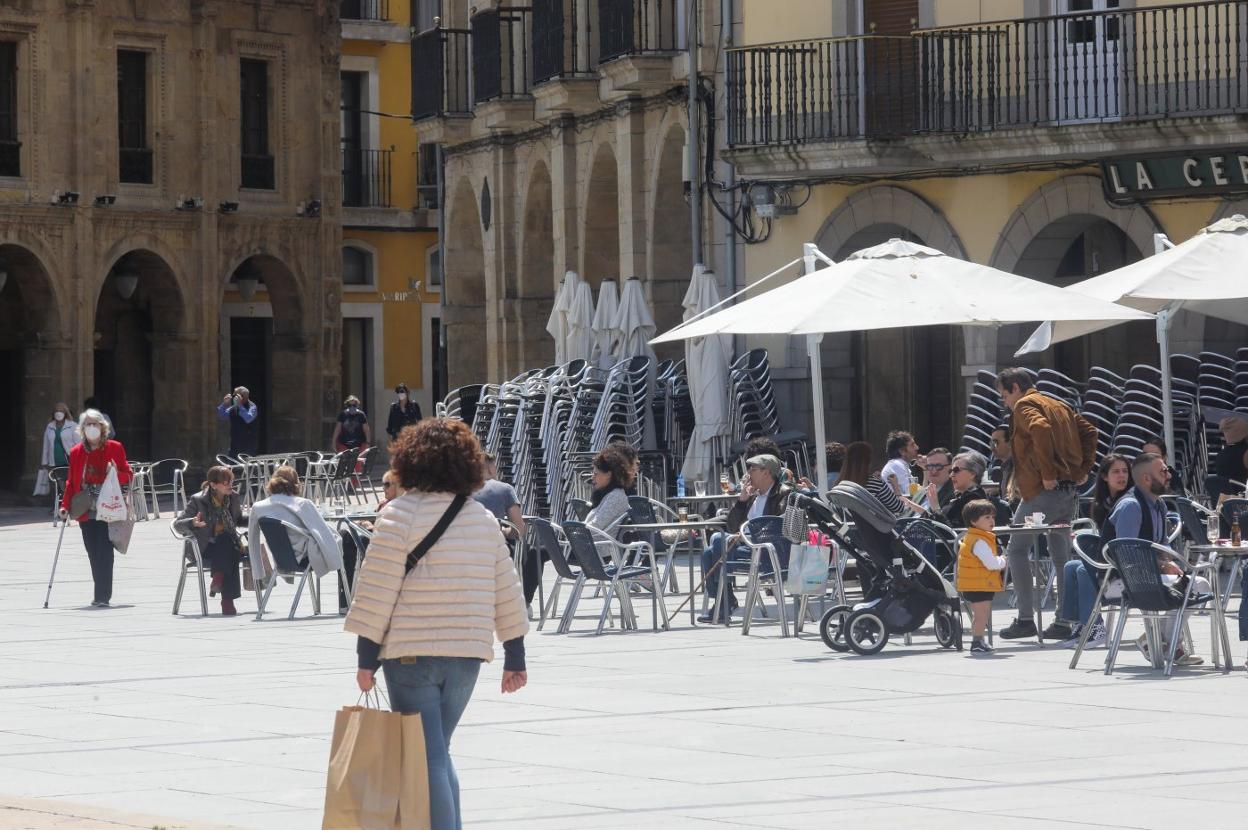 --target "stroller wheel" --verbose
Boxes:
[934,609,960,650]
[846,609,889,656]
[819,605,853,652]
